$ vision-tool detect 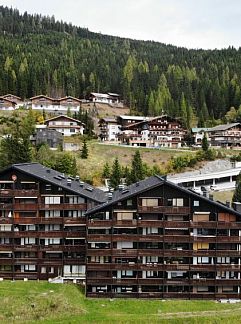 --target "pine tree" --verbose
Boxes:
[232,172,241,203]
[102,162,110,178]
[130,150,145,183]
[202,133,209,152]
[81,139,88,159]
[110,158,122,189]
